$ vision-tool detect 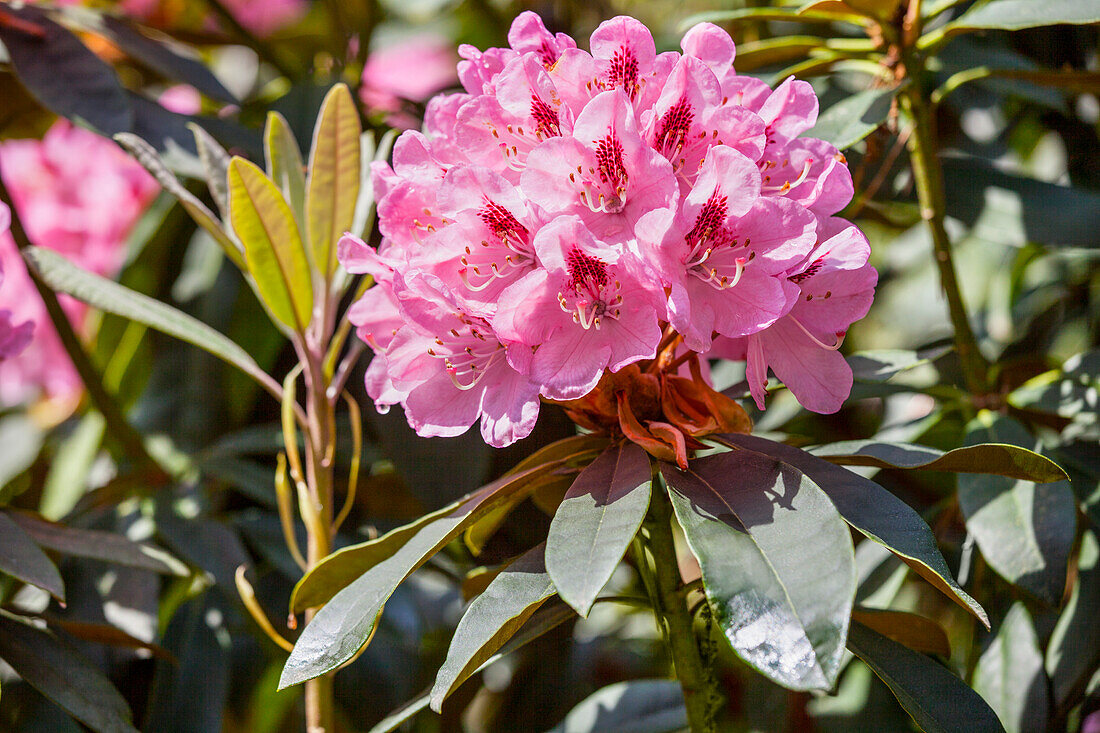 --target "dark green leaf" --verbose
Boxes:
[155,509,249,591]
[848,620,1005,733]
[367,601,575,733]
[718,434,988,626]
[936,0,1100,39]
[809,439,1068,483]
[280,454,587,687]
[0,612,139,733]
[941,157,1100,249]
[548,679,687,733]
[0,511,64,600]
[810,86,899,150]
[958,415,1076,605]
[546,443,651,617]
[974,603,1049,733]
[0,5,132,135]
[8,512,185,576]
[290,434,604,612]
[848,346,951,383]
[22,247,275,393]
[731,36,827,70]
[851,608,951,657]
[96,17,237,103]
[1008,351,1099,421]
[430,542,556,710]
[1046,530,1100,706]
[661,451,855,691]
